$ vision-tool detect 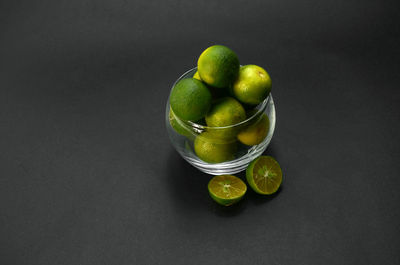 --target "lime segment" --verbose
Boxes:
[246,156,282,195]
[208,175,247,206]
